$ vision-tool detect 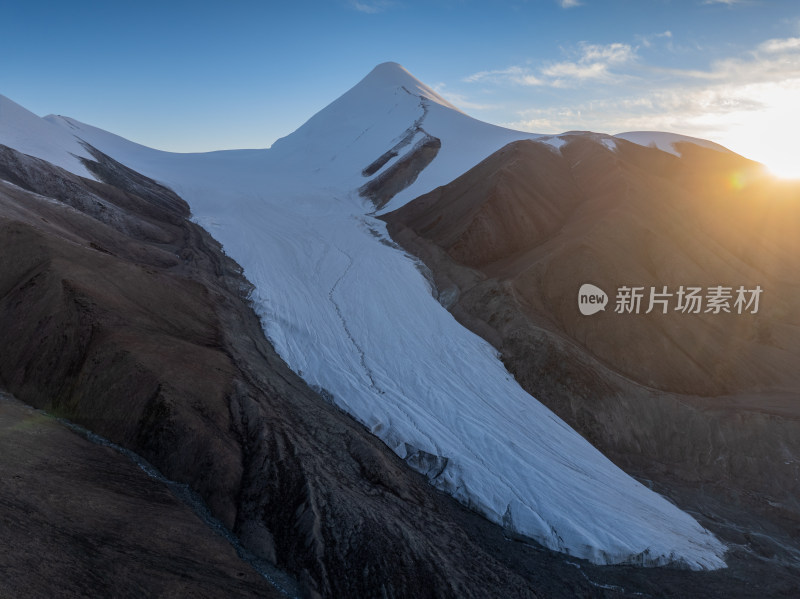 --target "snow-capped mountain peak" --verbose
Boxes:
[355,61,462,112]
[0,64,729,569]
